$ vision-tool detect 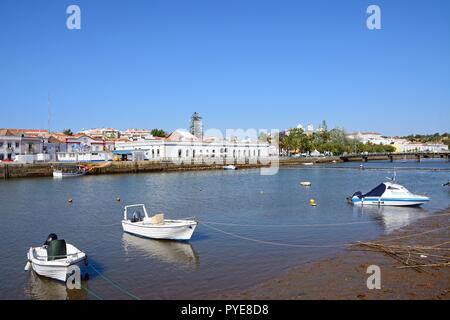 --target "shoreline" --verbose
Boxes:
[216,208,450,300]
[2,155,449,179]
